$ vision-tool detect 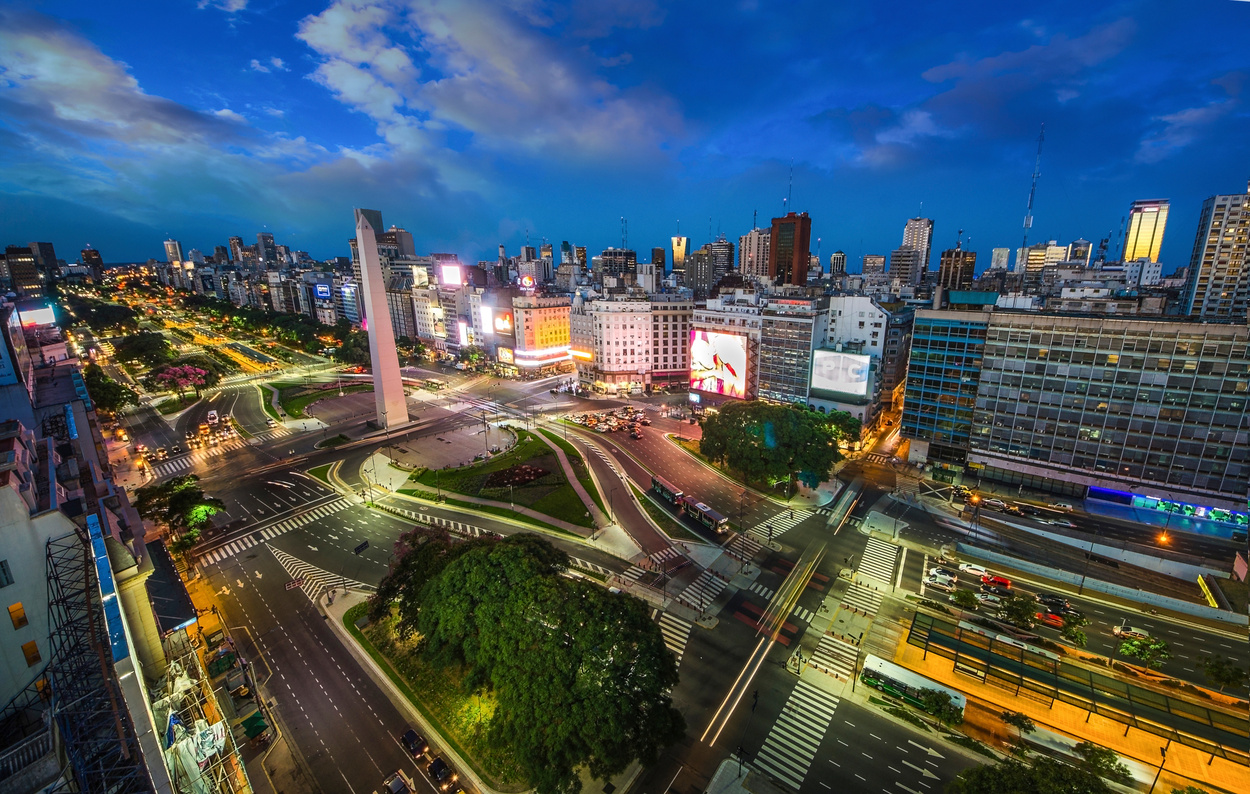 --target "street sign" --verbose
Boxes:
[353,540,370,555]
[284,578,304,591]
